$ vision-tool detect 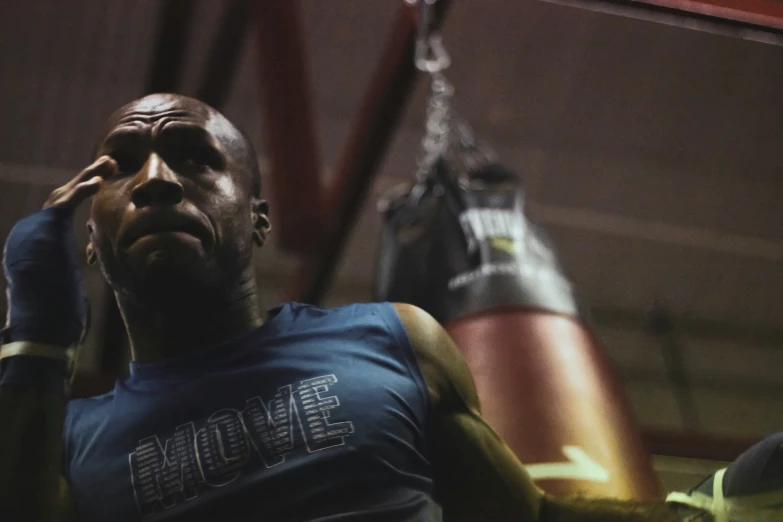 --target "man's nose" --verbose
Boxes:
[131,154,184,208]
